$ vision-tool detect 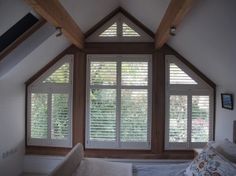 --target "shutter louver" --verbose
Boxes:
[169,63,197,85]
[99,23,117,37]
[43,63,70,83]
[191,96,210,142]
[121,89,148,142]
[90,62,116,85]
[31,93,48,139]
[122,23,140,37]
[122,62,148,86]
[169,95,188,142]
[90,89,116,141]
[51,94,70,139]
